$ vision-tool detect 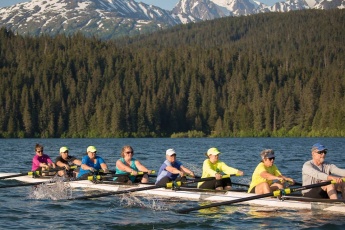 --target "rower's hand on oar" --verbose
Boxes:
[215,173,222,180]
[332,176,345,184]
[186,171,195,178]
[63,164,70,170]
[288,178,295,185]
[103,168,109,173]
[131,170,138,176]
[147,170,152,175]
[89,167,95,172]
[179,171,185,177]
